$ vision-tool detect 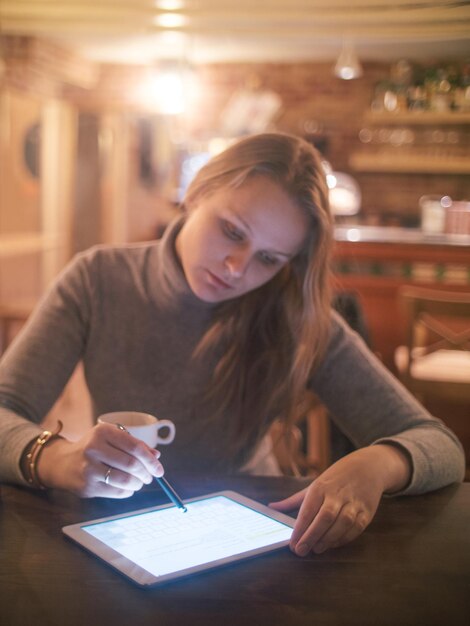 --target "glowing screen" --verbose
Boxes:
[83,495,292,578]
